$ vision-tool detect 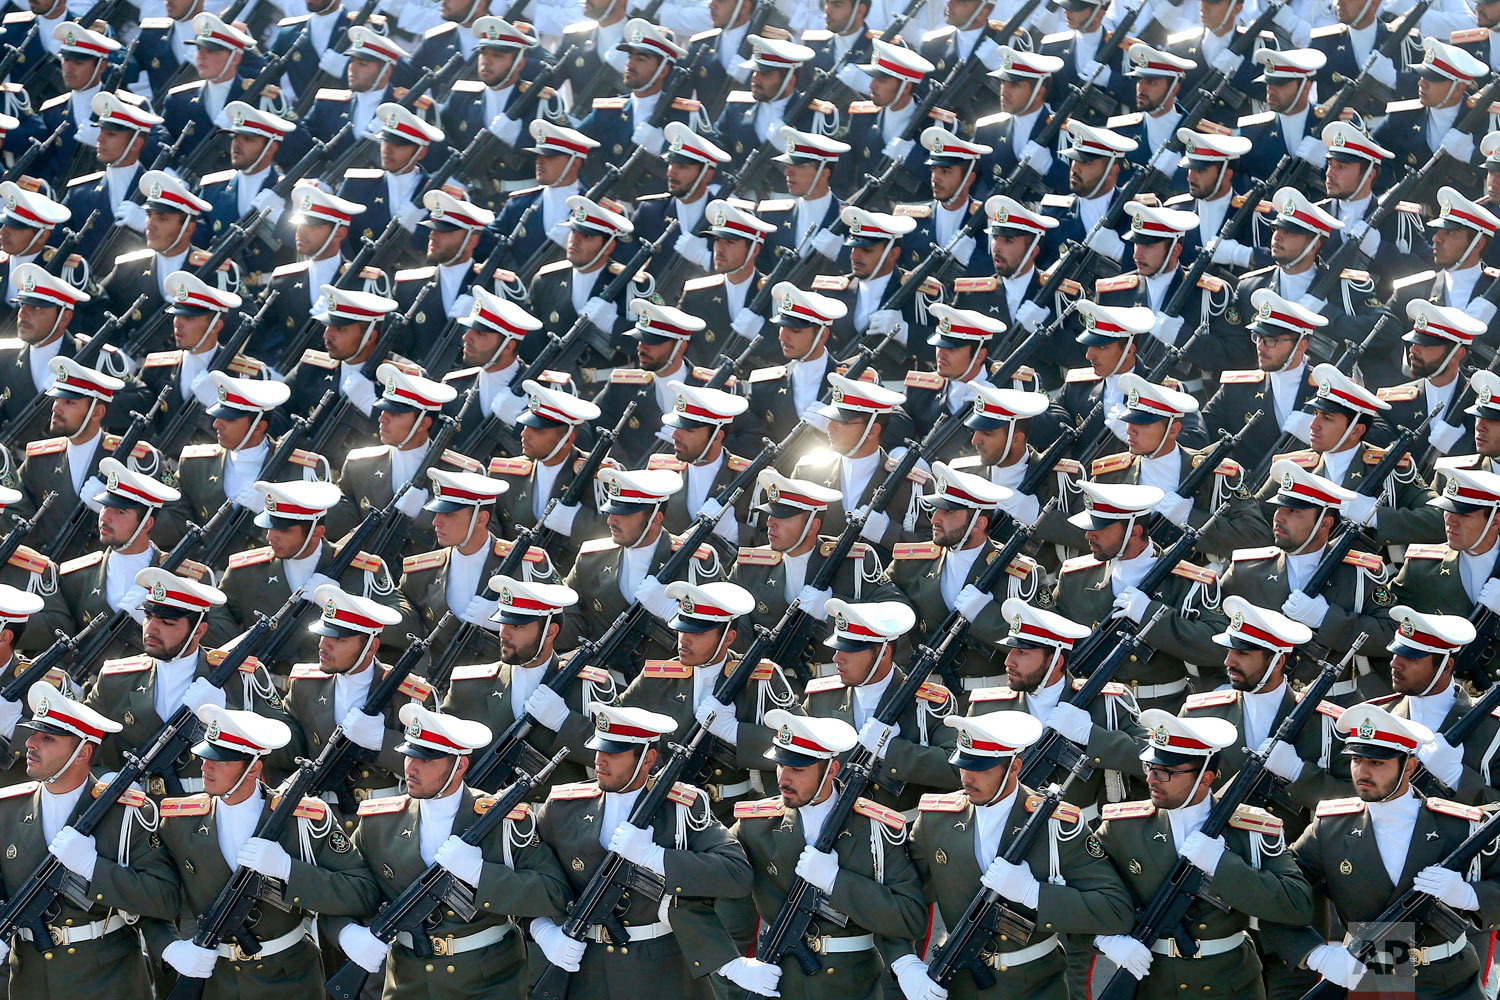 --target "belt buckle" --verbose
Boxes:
[47,925,65,947]
[353,787,370,802]
[1164,937,1186,960]
[706,783,723,803]
[806,934,825,955]
[231,941,253,962]
[148,776,166,797]
[430,935,452,957]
